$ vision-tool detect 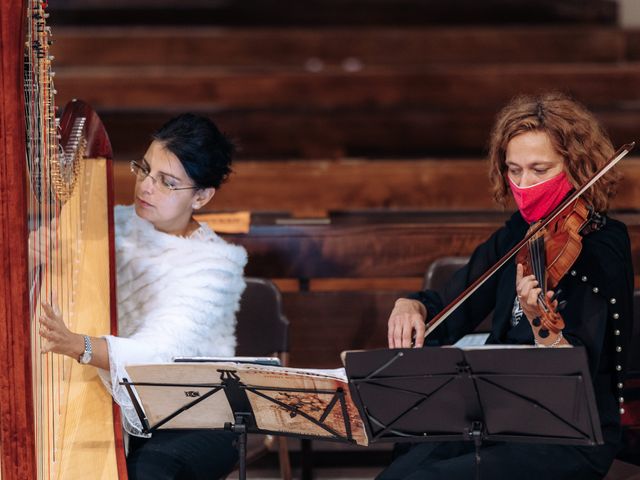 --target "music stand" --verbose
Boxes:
[120,362,366,480]
[344,346,602,480]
